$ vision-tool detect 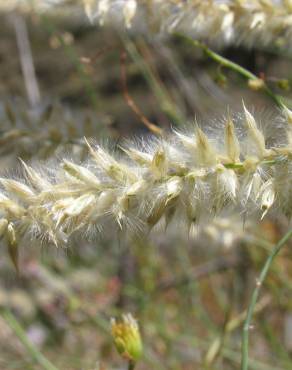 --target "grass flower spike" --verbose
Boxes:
[0,106,292,250]
[84,0,292,49]
[6,1,292,49]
